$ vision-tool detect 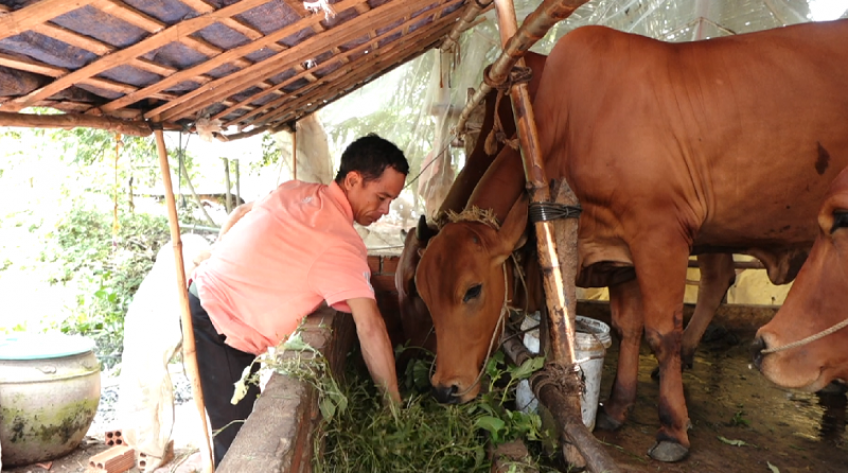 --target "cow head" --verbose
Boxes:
[754,169,848,391]
[395,216,439,360]
[416,196,529,403]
